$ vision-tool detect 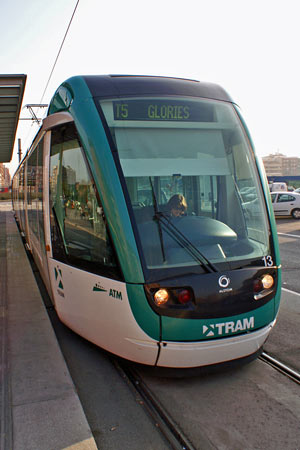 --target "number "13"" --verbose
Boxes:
[262,255,274,267]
